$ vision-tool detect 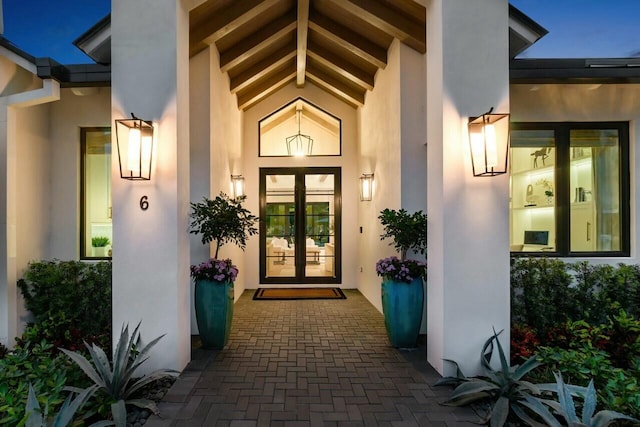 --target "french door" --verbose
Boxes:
[259,167,341,284]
